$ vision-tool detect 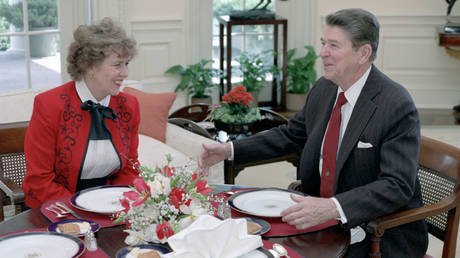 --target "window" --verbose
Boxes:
[212,0,275,82]
[0,0,61,91]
